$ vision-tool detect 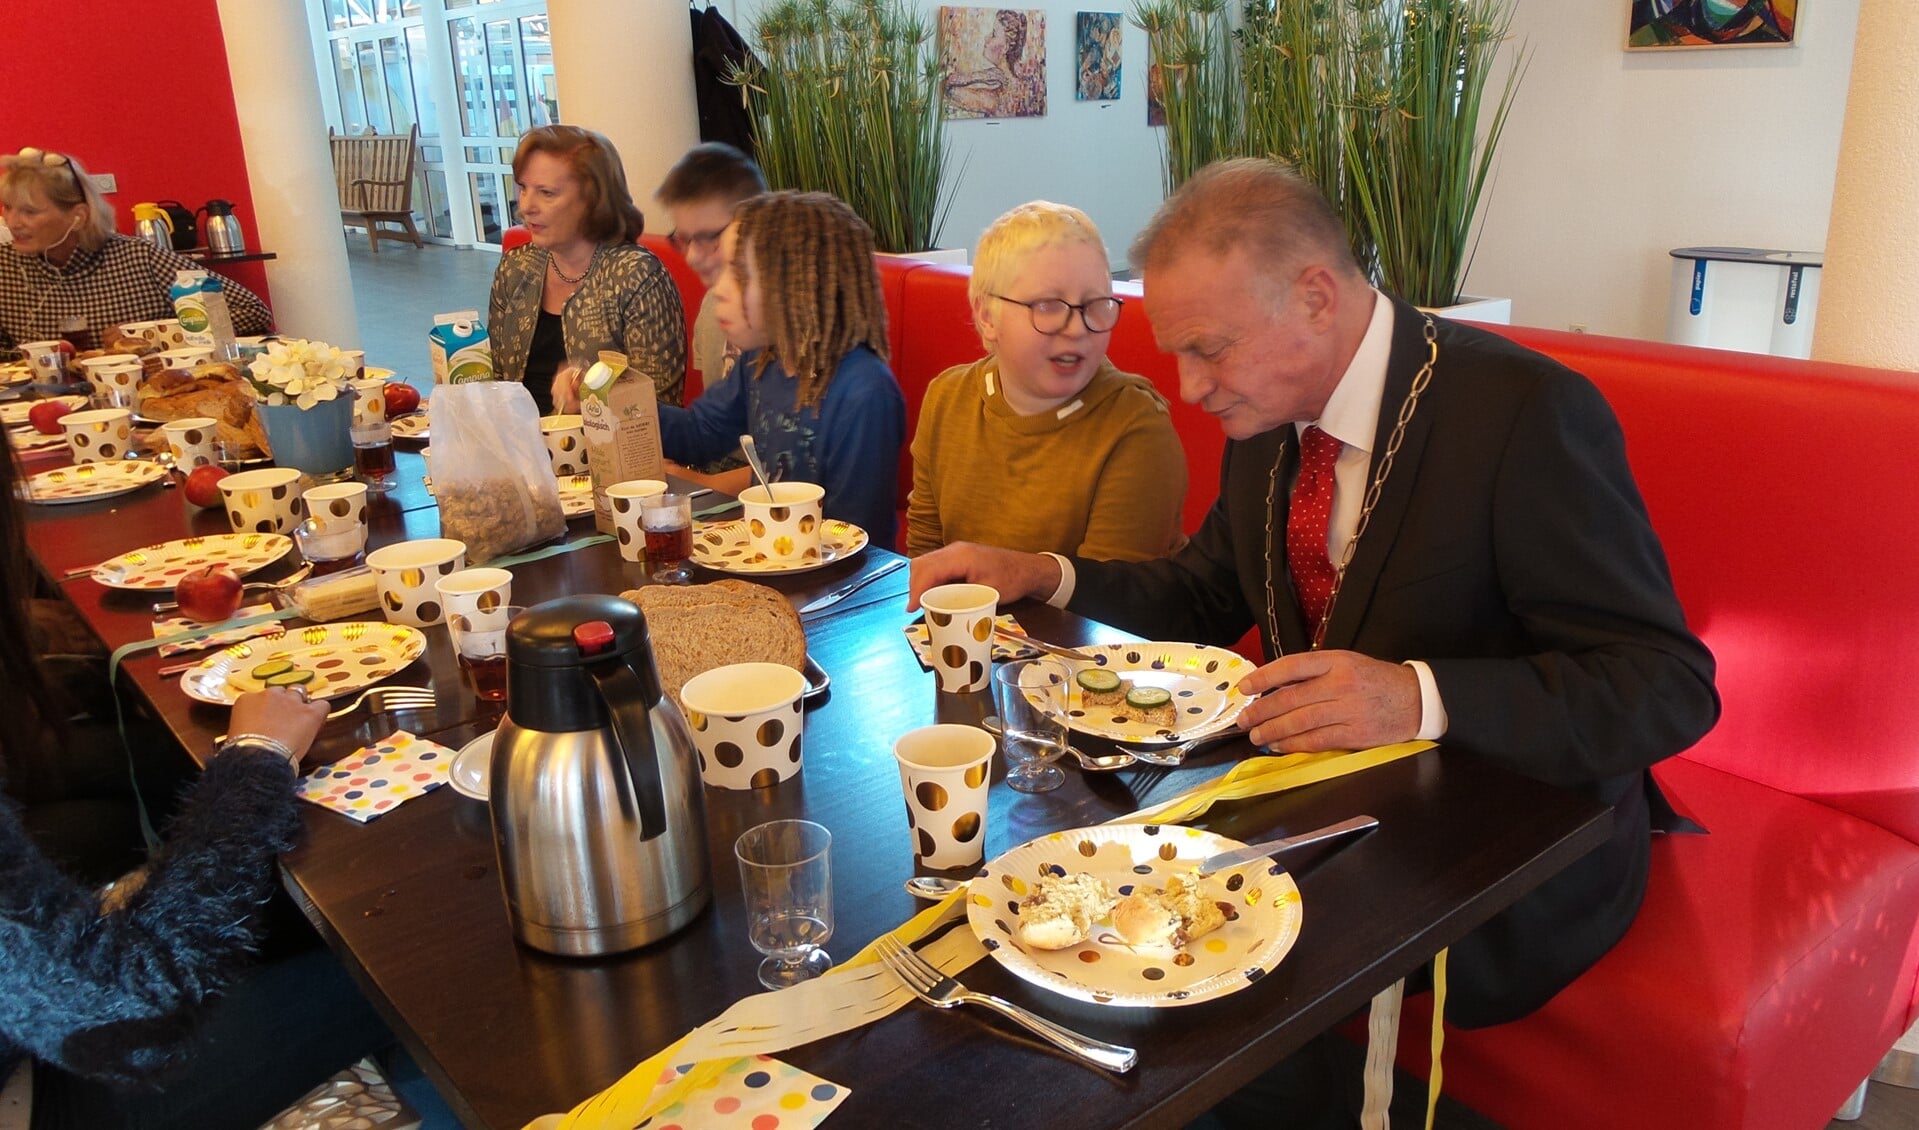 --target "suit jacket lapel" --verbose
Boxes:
[1319,301,1440,652]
